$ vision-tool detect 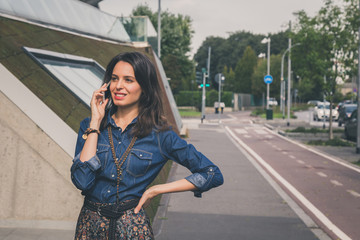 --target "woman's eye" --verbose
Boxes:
[125,78,133,82]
